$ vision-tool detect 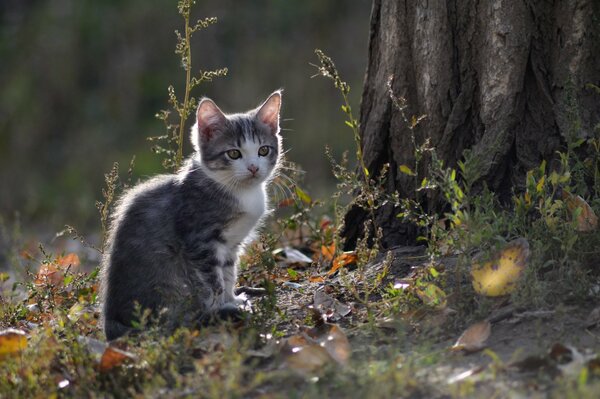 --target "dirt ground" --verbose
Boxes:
[270,246,600,397]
